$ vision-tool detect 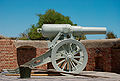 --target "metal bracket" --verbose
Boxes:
[49,32,63,48]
